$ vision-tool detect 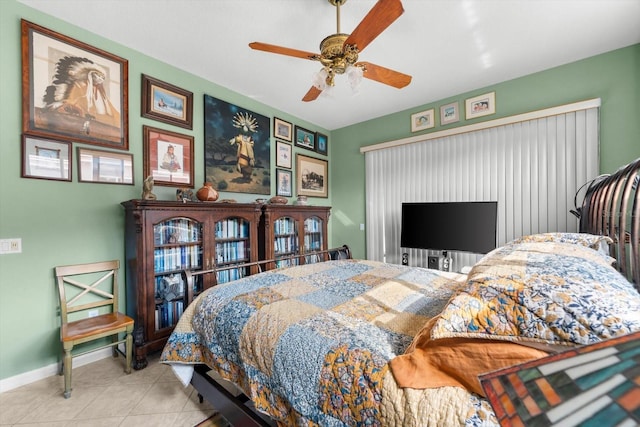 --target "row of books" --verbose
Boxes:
[216,266,247,284]
[274,235,298,254]
[274,218,296,235]
[304,235,323,251]
[303,218,322,232]
[215,241,247,264]
[154,218,201,245]
[154,246,201,272]
[155,300,184,330]
[215,219,249,239]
